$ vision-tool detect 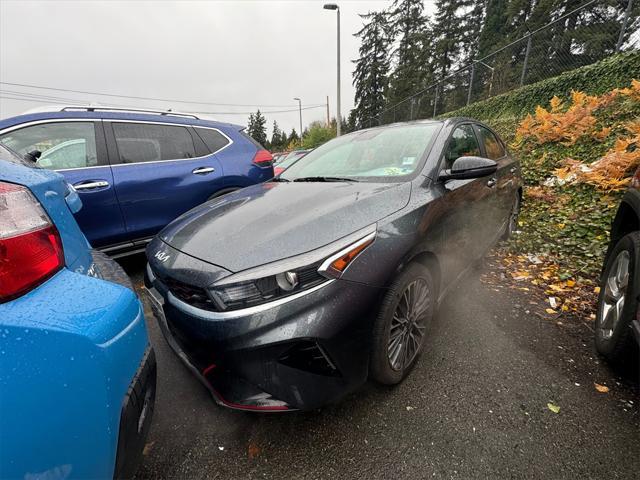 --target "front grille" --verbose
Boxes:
[151,262,326,313]
[163,277,216,311]
[296,264,325,286]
